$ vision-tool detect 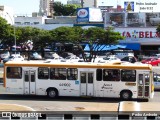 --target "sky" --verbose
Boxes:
[0,0,67,16]
[1,0,159,16]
